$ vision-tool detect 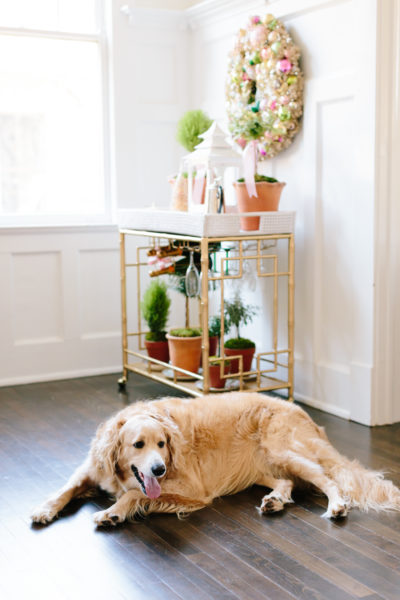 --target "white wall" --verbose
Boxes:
[189,0,379,424]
